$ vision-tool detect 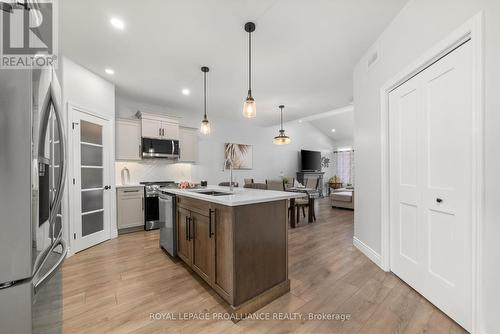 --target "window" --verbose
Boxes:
[334,150,355,185]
